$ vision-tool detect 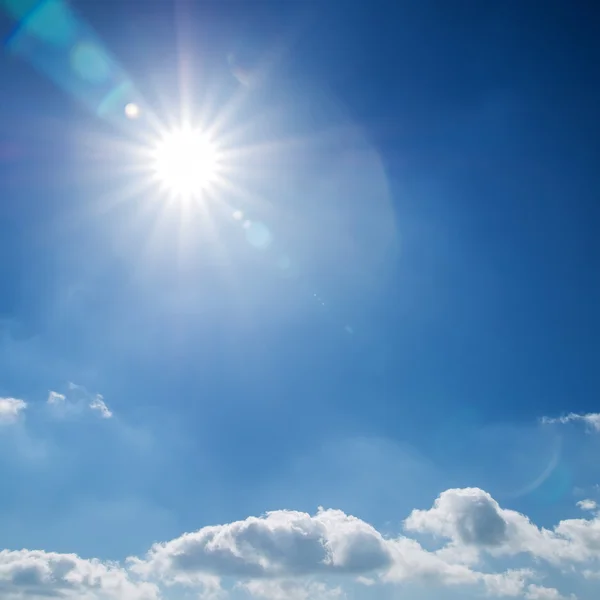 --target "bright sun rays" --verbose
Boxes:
[151,126,221,200]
